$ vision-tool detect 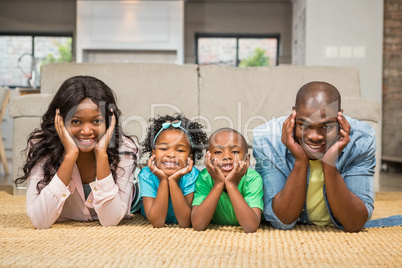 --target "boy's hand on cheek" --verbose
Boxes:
[148,155,168,181]
[225,156,249,187]
[205,151,225,185]
[169,158,193,182]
